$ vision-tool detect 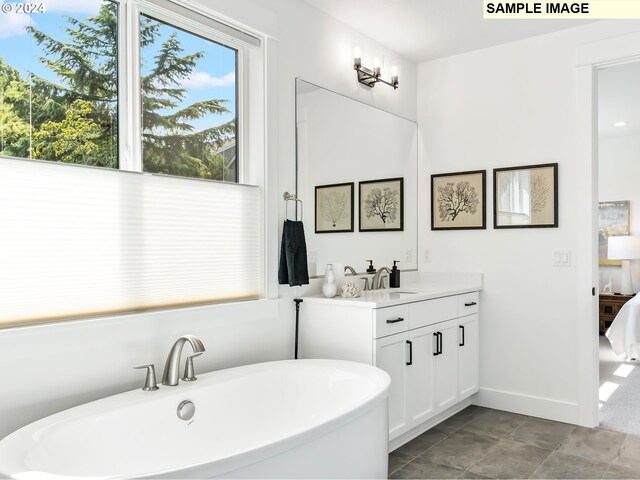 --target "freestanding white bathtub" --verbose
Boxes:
[0,359,390,479]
